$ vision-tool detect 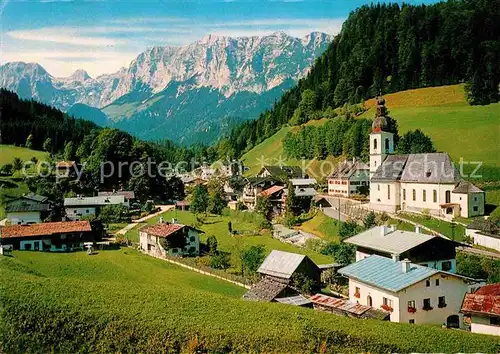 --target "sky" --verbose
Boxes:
[0,0,440,78]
